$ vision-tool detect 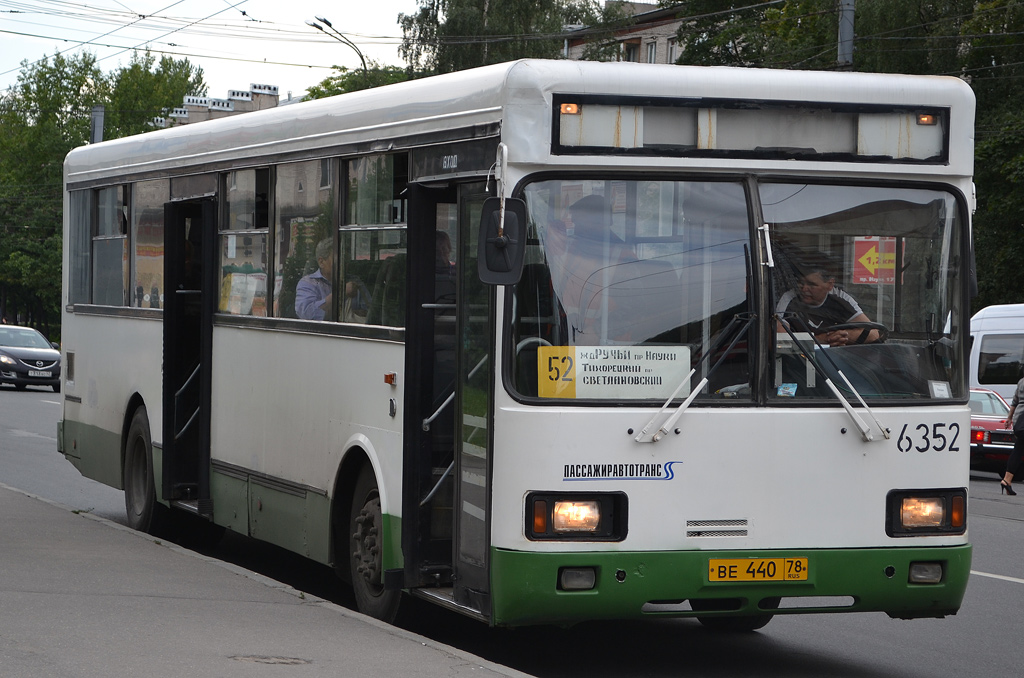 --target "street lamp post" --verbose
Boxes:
[307,17,370,88]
